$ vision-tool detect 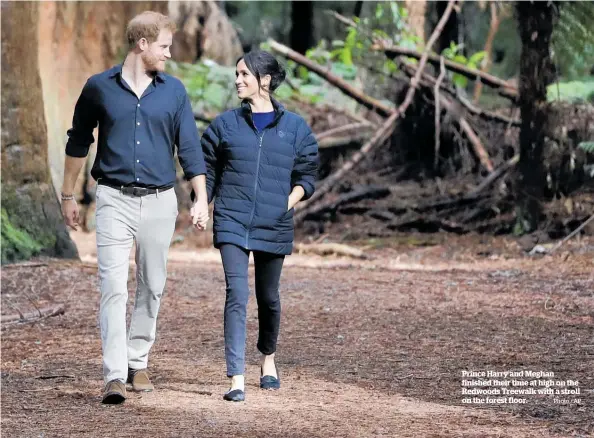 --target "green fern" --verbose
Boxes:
[578,141,594,153]
[552,2,594,79]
